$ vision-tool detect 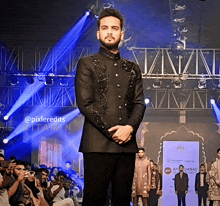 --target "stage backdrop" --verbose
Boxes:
[162,141,199,206]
